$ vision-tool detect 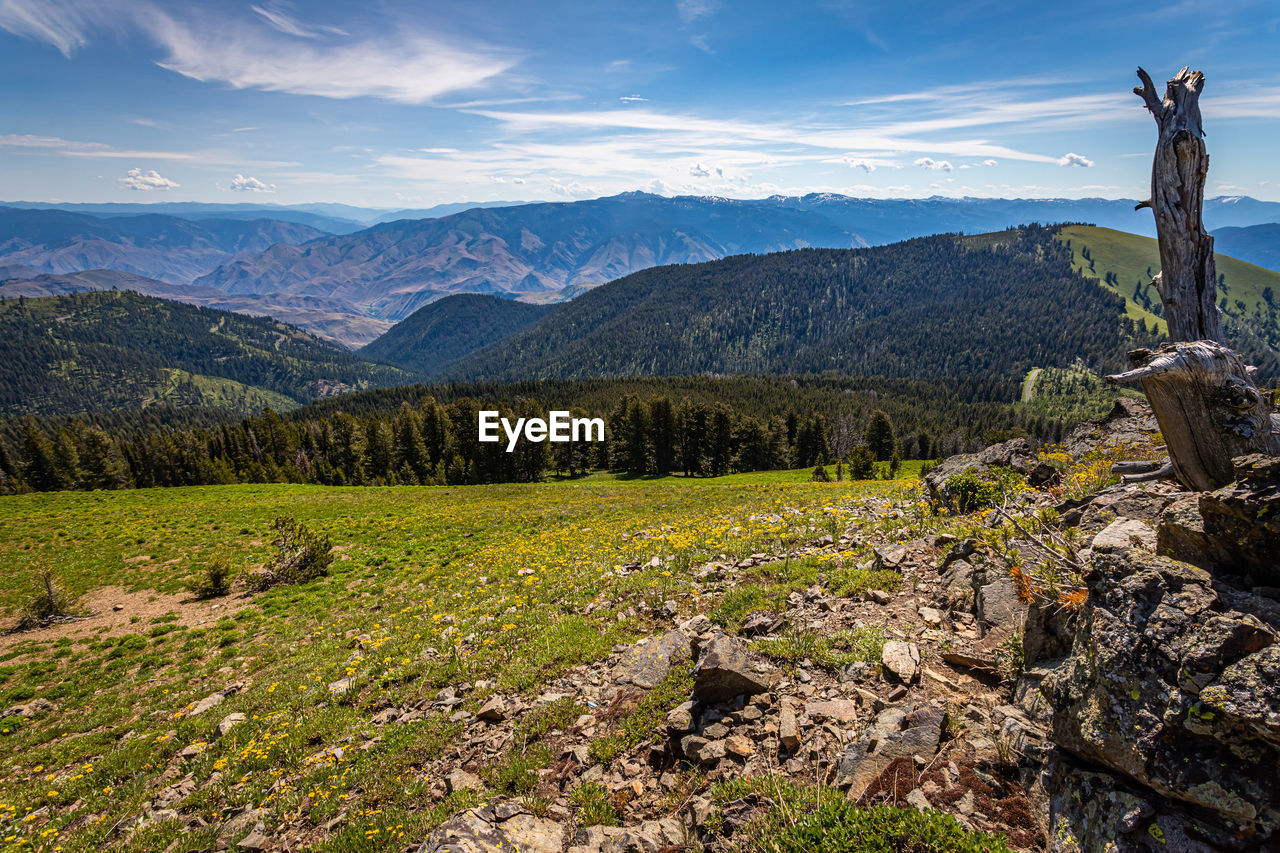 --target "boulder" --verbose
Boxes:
[1042,548,1280,841]
[1090,518,1157,553]
[692,634,775,704]
[881,641,920,684]
[419,800,563,853]
[976,577,1027,632]
[835,703,944,798]
[1194,455,1280,584]
[614,629,692,689]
